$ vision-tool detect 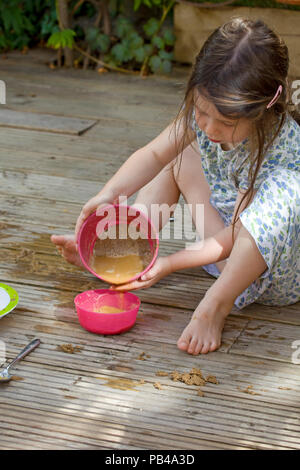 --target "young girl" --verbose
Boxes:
[52,17,300,355]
